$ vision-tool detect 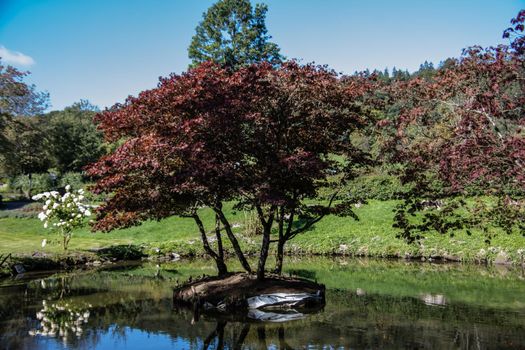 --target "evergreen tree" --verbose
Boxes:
[415,60,436,79]
[188,0,283,69]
